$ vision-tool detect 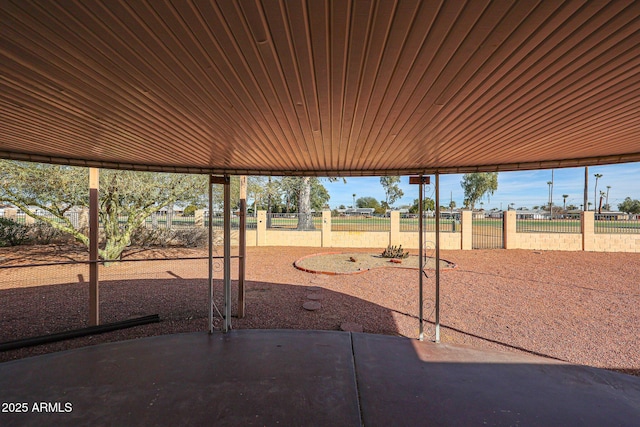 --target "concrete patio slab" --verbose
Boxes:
[1,330,639,426]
